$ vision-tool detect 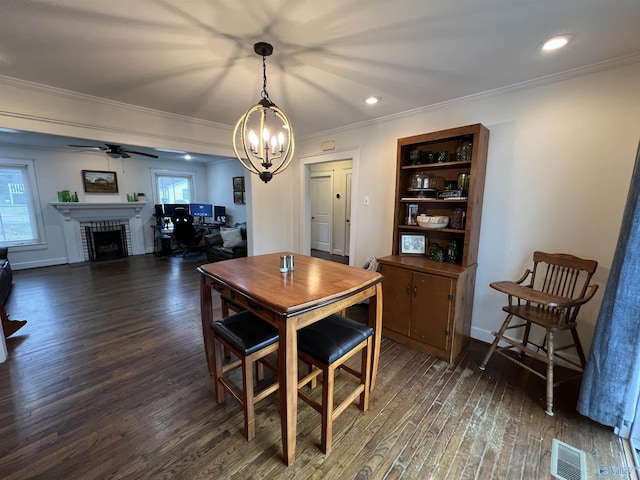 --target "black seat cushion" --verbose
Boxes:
[211,311,279,356]
[298,314,373,365]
